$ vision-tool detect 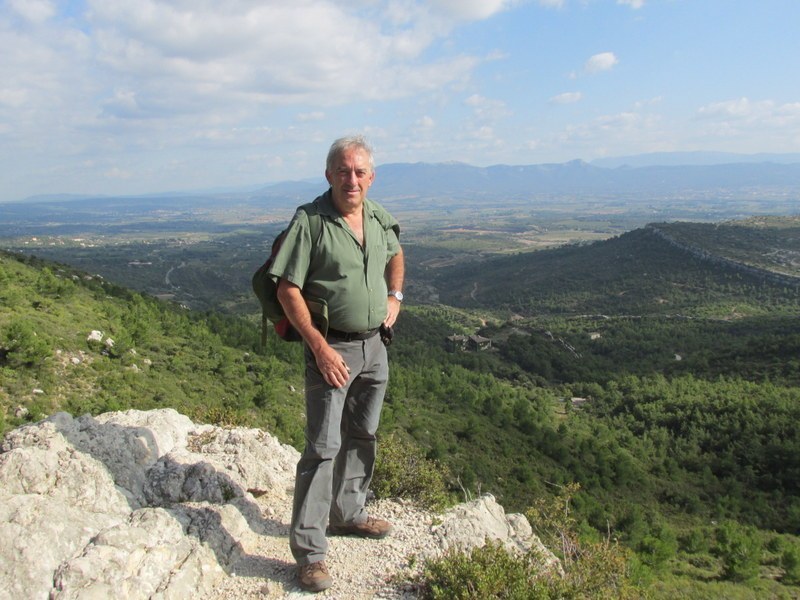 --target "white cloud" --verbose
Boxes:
[468,125,497,141]
[0,1,486,166]
[8,0,55,23]
[548,107,668,159]
[697,97,758,119]
[546,97,800,161]
[0,13,94,152]
[101,89,144,119]
[105,166,132,180]
[633,96,663,110]
[695,98,800,138]
[80,0,484,115]
[523,139,541,151]
[0,87,27,108]
[617,0,645,9]
[417,115,436,129]
[464,94,511,121]
[550,92,583,104]
[296,112,326,123]
[585,52,618,74]
[430,0,519,21]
